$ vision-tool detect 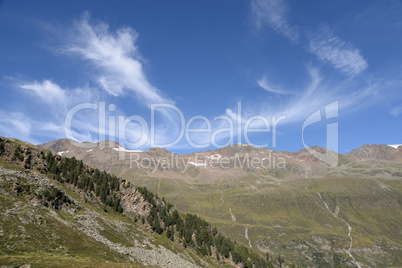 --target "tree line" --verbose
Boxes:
[45,151,123,213]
